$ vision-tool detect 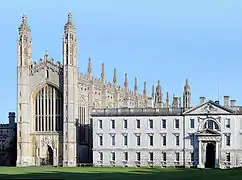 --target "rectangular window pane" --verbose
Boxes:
[226,135,231,146]
[190,119,194,128]
[124,119,127,129]
[99,152,103,161]
[149,152,153,161]
[137,136,140,146]
[176,152,179,161]
[99,136,103,146]
[163,152,166,161]
[226,153,230,162]
[226,119,230,128]
[149,119,153,129]
[208,120,213,129]
[150,136,153,146]
[124,152,128,161]
[111,120,115,129]
[137,120,140,128]
[162,119,166,129]
[175,119,179,129]
[99,120,102,129]
[111,152,115,161]
[136,152,141,161]
[176,135,179,146]
[124,135,128,146]
[163,136,166,146]
[112,135,115,146]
